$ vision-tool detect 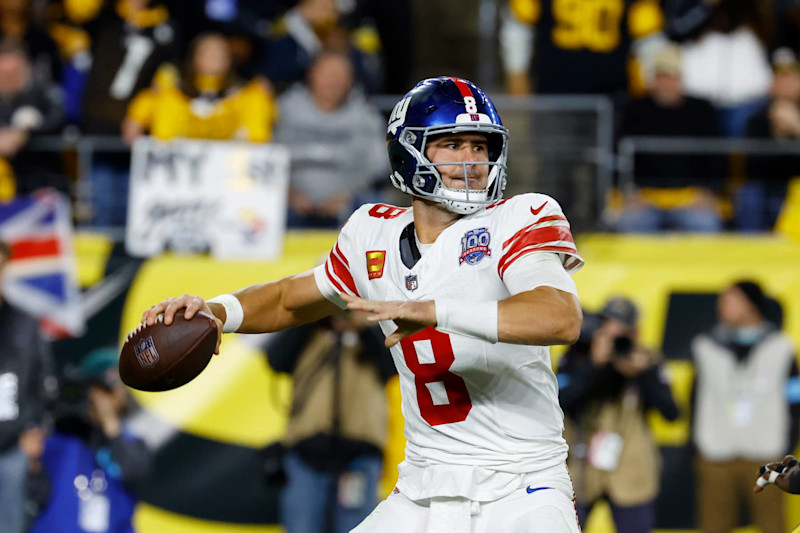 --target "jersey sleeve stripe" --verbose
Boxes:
[324,260,347,295]
[334,243,350,266]
[529,214,568,226]
[503,224,575,251]
[329,249,360,297]
[499,245,582,278]
[499,224,581,278]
